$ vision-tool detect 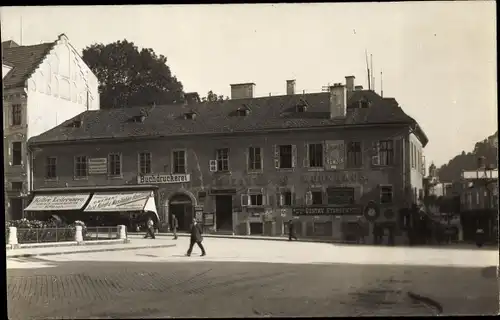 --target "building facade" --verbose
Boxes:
[28,76,428,243]
[2,34,100,220]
